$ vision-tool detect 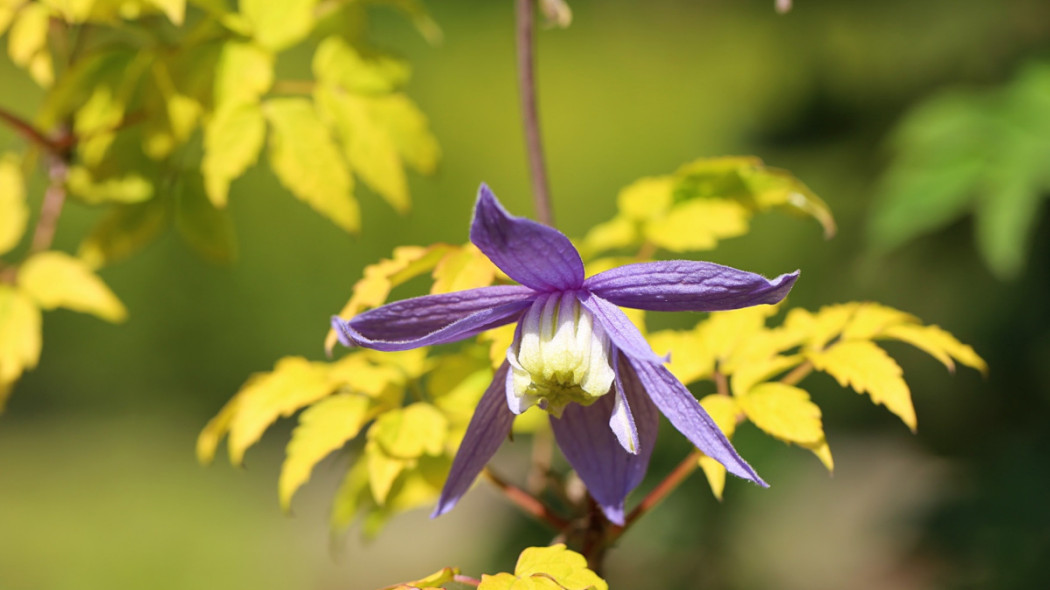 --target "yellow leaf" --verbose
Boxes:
[0,153,28,255]
[27,50,53,87]
[196,391,241,464]
[0,4,17,36]
[369,94,440,174]
[431,243,497,294]
[202,100,266,207]
[324,244,452,354]
[808,340,916,431]
[167,94,201,141]
[617,176,673,221]
[365,438,409,505]
[214,41,274,106]
[840,302,917,341]
[331,457,371,531]
[359,348,431,382]
[66,166,153,204]
[729,353,804,398]
[0,285,42,384]
[784,303,859,351]
[645,198,750,252]
[279,392,375,510]
[325,353,406,401]
[313,36,410,94]
[240,0,316,51]
[40,0,94,22]
[479,323,516,369]
[264,97,359,232]
[73,86,124,165]
[145,0,185,24]
[371,402,448,459]
[801,438,834,472]
[648,329,712,385]
[739,382,824,444]
[579,216,636,257]
[398,566,461,589]
[503,544,608,590]
[740,164,836,239]
[225,356,333,465]
[879,323,987,375]
[383,454,449,513]
[697,394,739,500]
[17,251,127,322]
[8,4,49,67]
[698,305,777,366]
